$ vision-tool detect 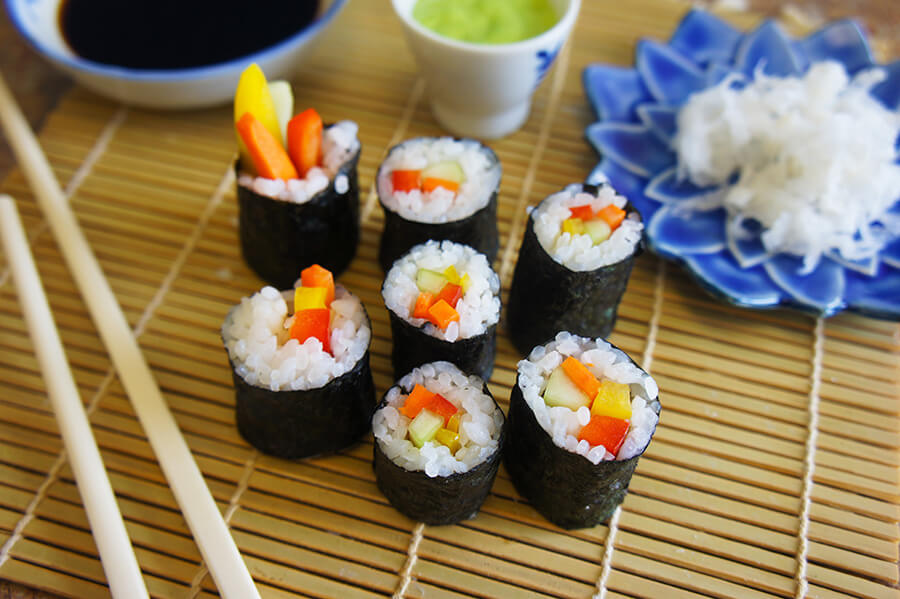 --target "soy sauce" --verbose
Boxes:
[59,0,320,70]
